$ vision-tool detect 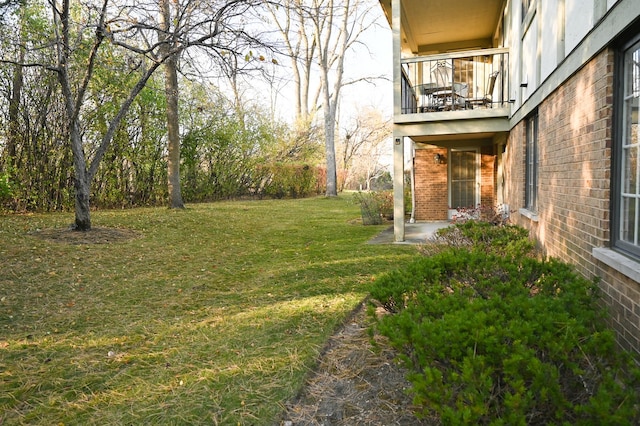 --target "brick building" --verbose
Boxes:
[381,0,640,356]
